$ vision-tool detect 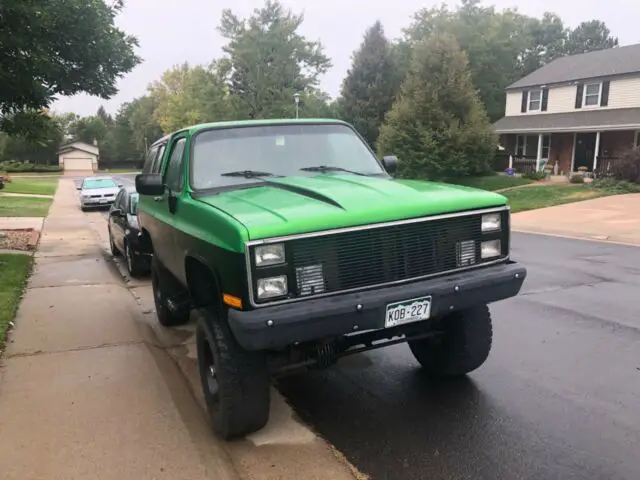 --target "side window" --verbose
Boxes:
[122,193,130,213]
[113,190,125,209]
[151,143,167,174]
[142,146,159,174]
[164,138,186,192]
